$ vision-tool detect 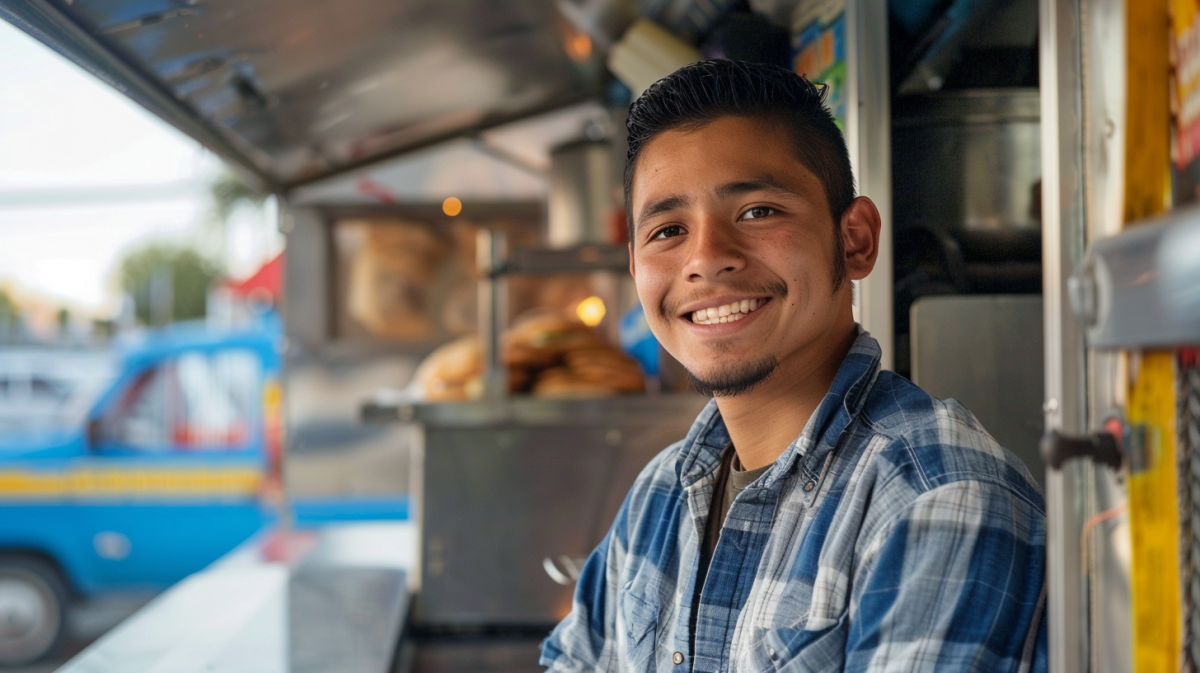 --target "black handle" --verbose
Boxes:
[1040,429,1123,470]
